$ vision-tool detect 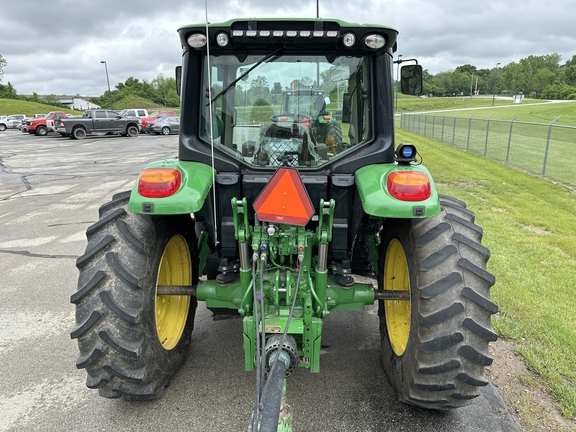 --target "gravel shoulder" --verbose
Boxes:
[488,338,576,431]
